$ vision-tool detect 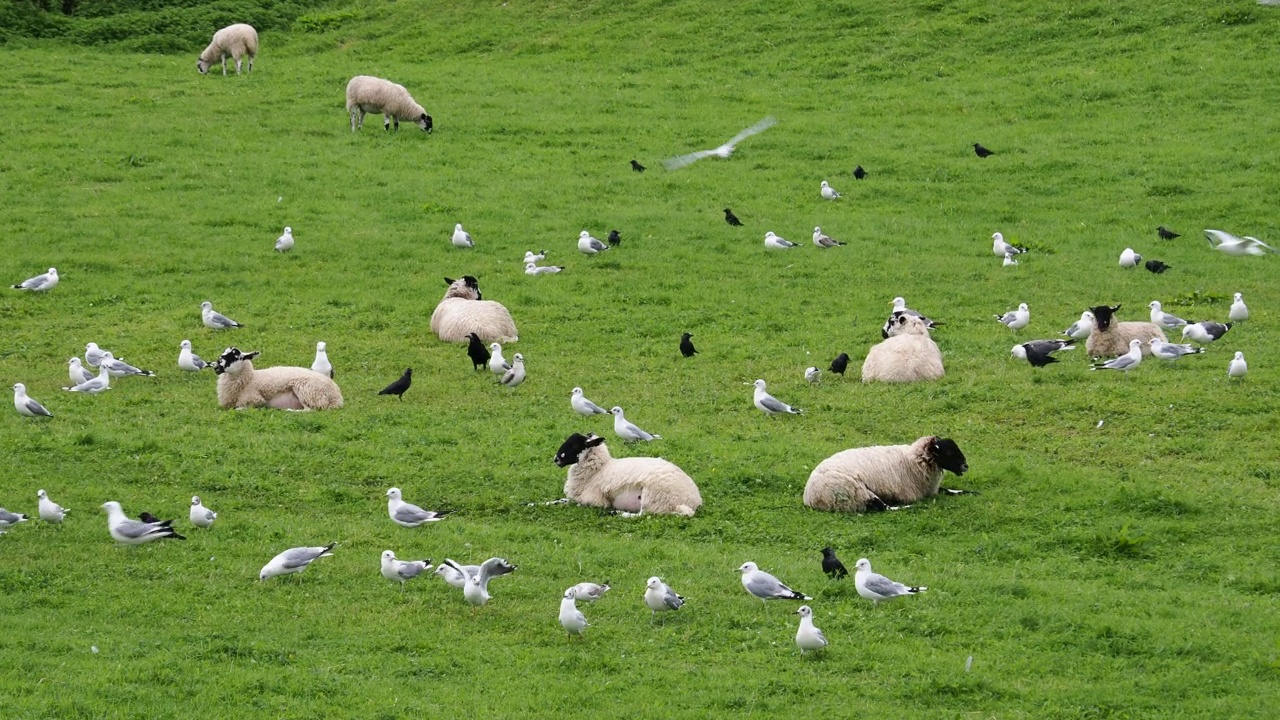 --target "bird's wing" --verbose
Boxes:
[24,398,52,416]
[747,572,791,598]
[398,562,430,579]
[589,238,607,251]
[584,400,607,414]
[114,519,168,539]
[758,395,793,414]
[1204,229,1240,248]
[208,311,237,326]
[724,115,777,148]
[281,547,326,569]
[861,572,906,597]
[1244,236,1277,252]
[663,149,716,171]
[477,557,517,584]
[664,586,684,609]
[394,502,436,524]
